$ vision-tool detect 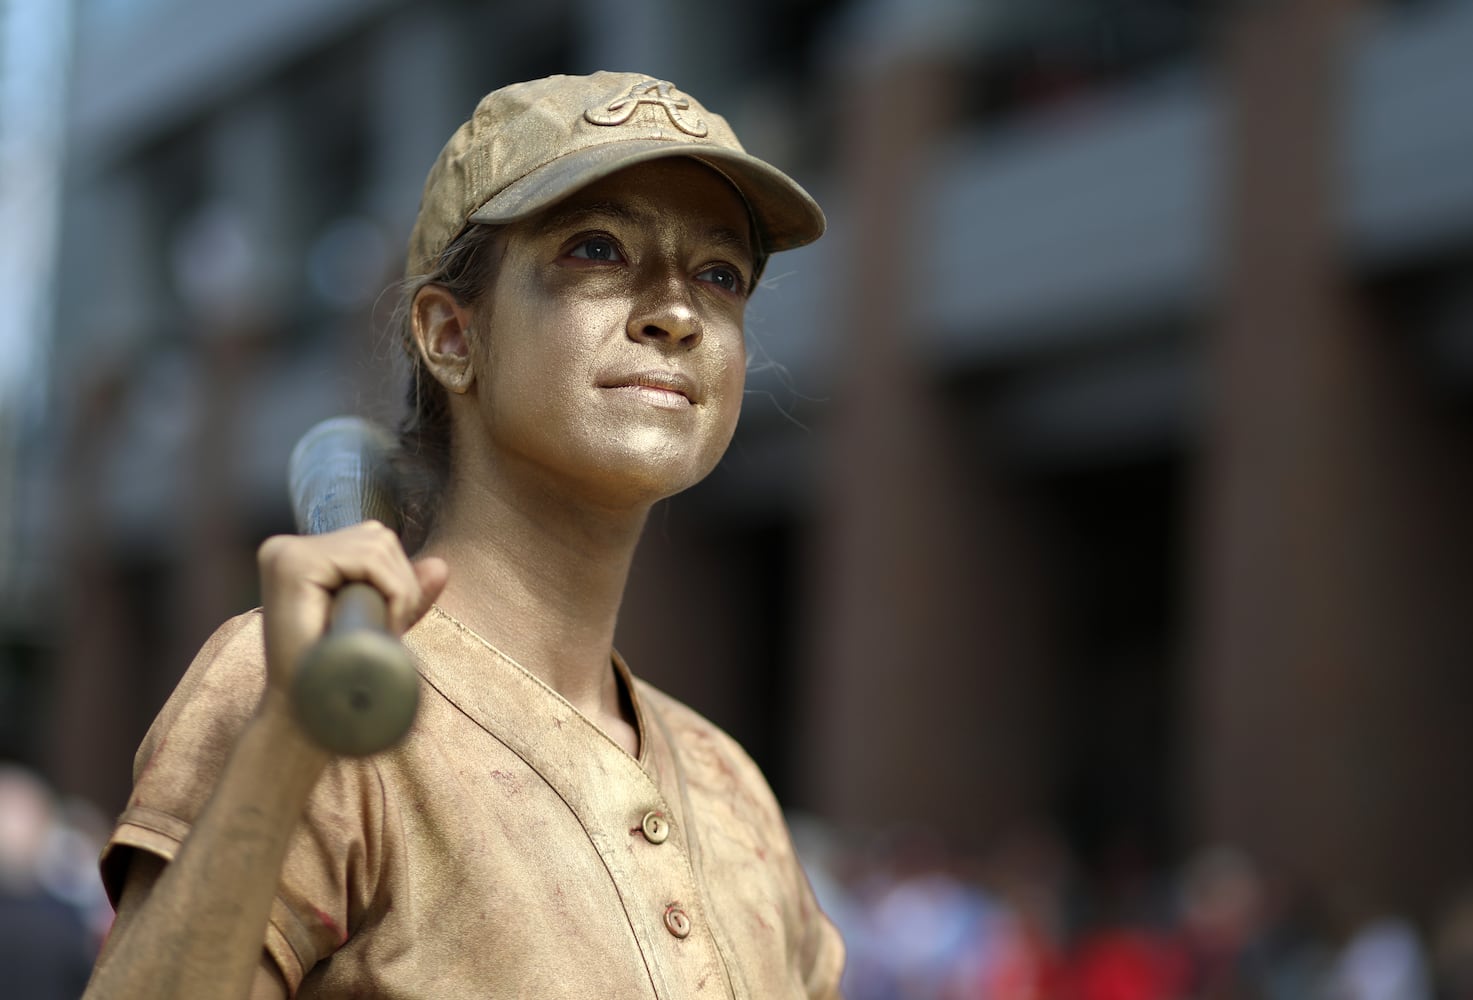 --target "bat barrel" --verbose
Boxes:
[289,417,403,534]
[287,418,419,756]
